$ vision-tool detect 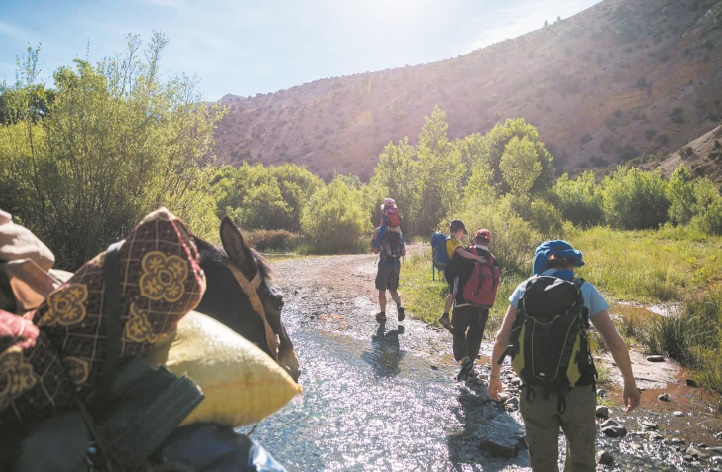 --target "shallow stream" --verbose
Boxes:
[241,259,722,471]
